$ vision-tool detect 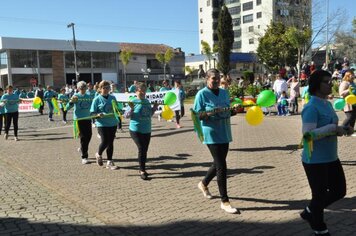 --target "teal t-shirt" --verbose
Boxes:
[301,96,338,164]
[128,85,136,93]
[44,90,57,102]
[90,94,118,127]
[19,92,27,99]
[1,93,20,113]
[27,91,34,98]
[129,98,152,134]
[58,94,69,109]
[86,89,96,99]
[66,93,92,120]
[193,87,232,144]
[160,87,170,92]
